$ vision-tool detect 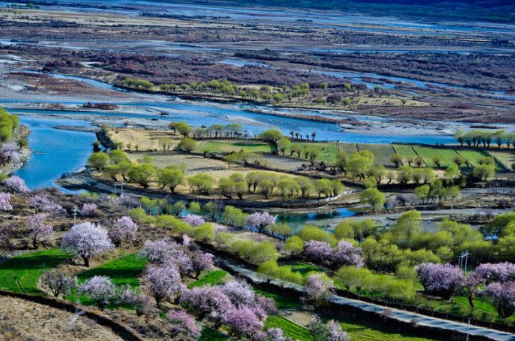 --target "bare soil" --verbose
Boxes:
[0,296,122,341]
